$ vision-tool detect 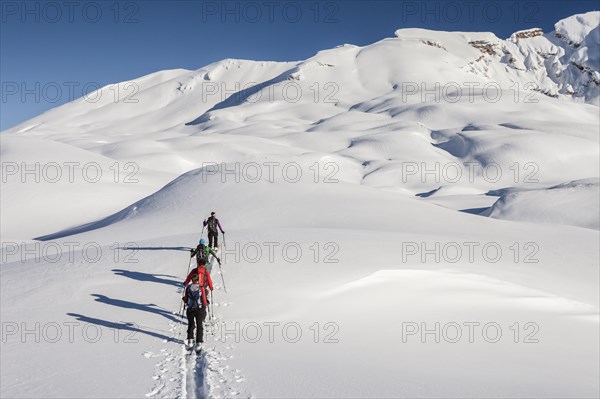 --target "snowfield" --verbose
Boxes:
[1,12,599,399]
